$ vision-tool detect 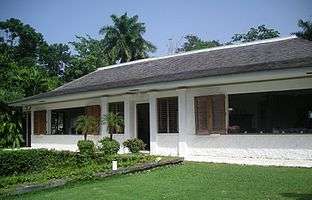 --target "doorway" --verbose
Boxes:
[136,103,150,150]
